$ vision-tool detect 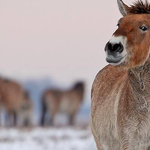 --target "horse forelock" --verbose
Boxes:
[128,0,150,14]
